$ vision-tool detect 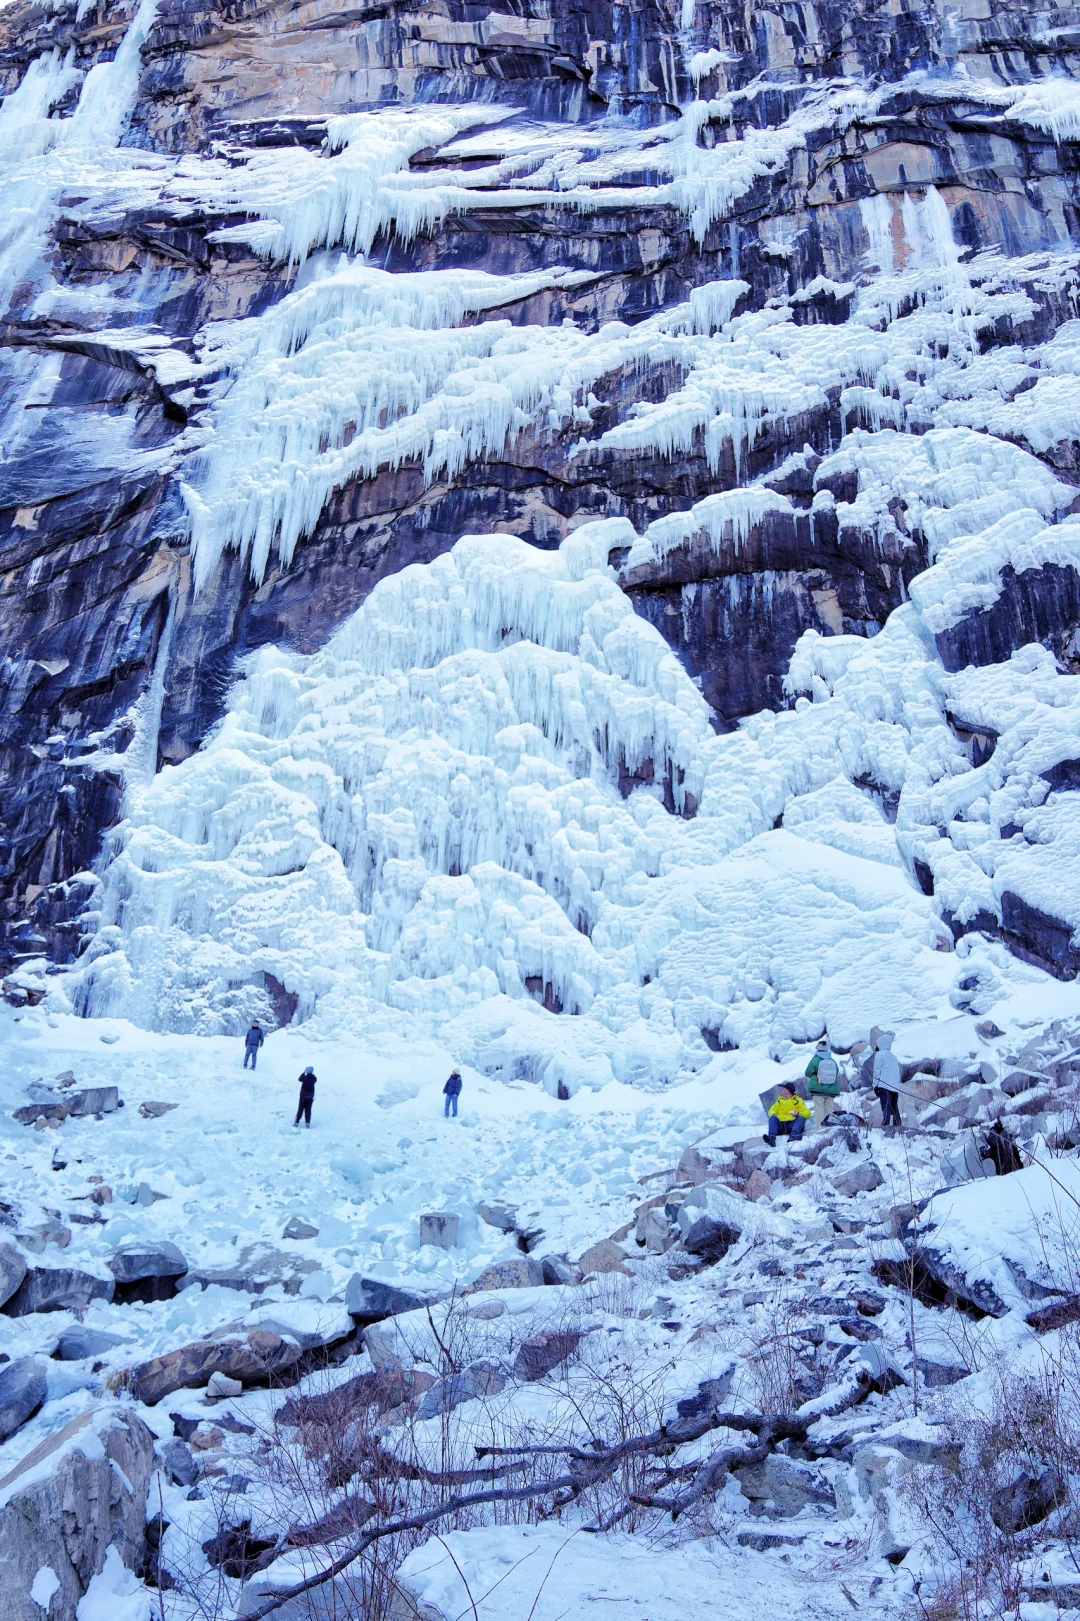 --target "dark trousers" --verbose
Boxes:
[876,1088,901,1127]
[244,1048,258,1070]
[767,1115,805,1145]
[294,1096,312,1125]
[444,1094,458,1117]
